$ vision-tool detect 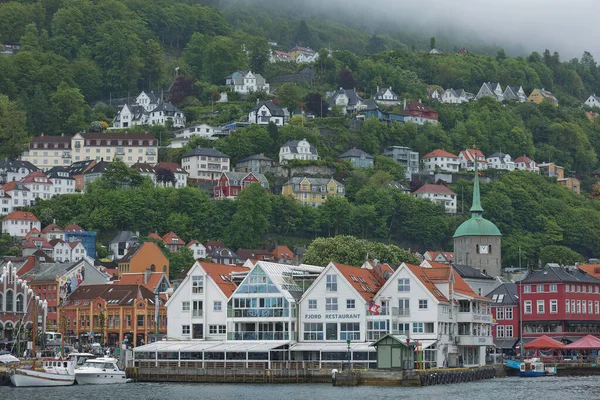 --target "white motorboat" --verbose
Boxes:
[67,352,96,369]
[75,357,128,385]
[10,359,75,387]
